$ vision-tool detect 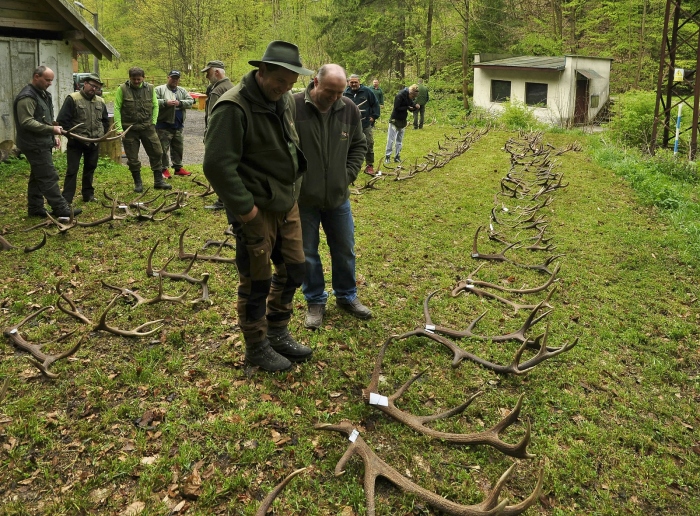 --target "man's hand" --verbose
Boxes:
[414,103,421,109]
[167,99,179,106]
[54,137,61,148]
[239,205,259,223]
[52,125,64,135]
